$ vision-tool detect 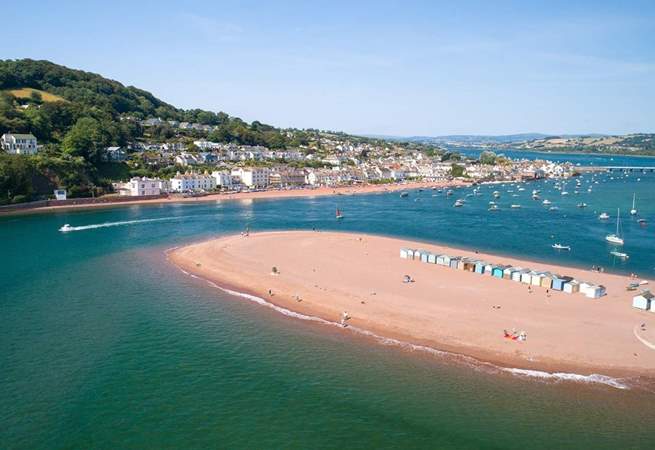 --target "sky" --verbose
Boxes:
[2,0,654,136]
